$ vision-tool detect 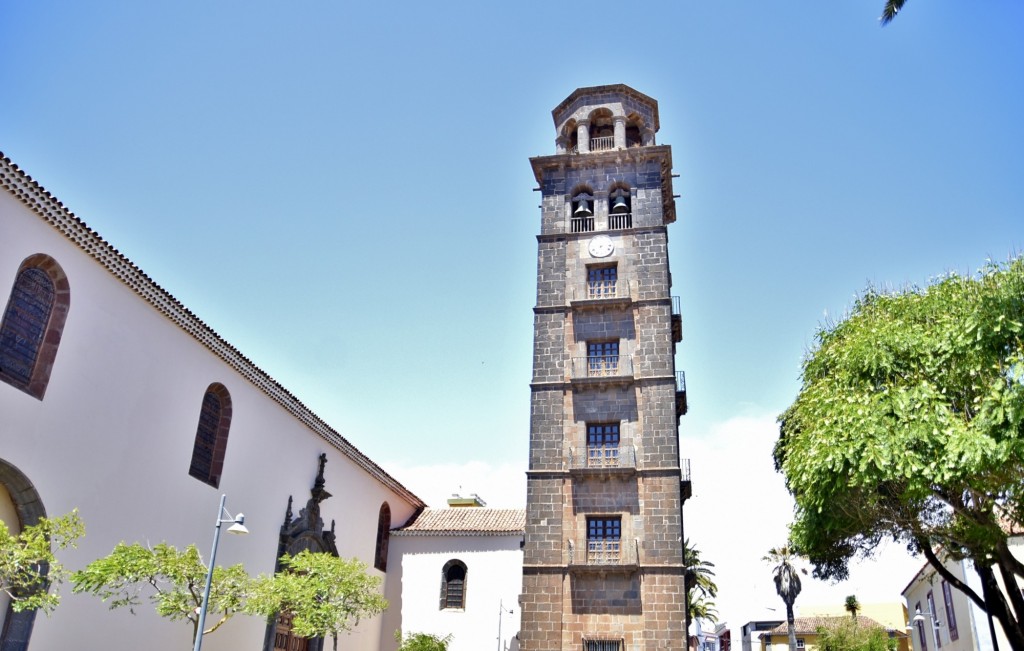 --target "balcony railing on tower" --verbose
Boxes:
[566,538,640,572]
[590,136,614,152]
[671,296,683,343]
[569,279,635,307]
[570,215,595,233]
[571,355,633,382]
[608,211,632,230]
[568,441,637,477]
[676,371,688,417]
